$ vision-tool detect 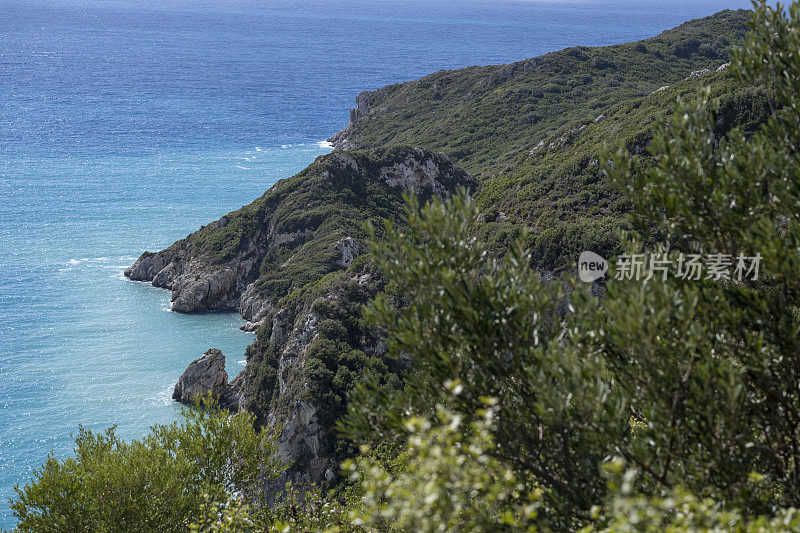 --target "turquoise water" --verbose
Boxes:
[1,0,757,527]
[0,145,330,523]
